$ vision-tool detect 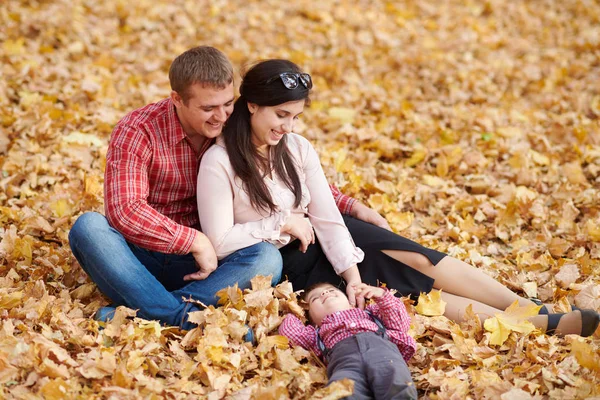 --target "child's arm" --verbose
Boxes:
[356,284,417,360]
[278,314,321,356]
